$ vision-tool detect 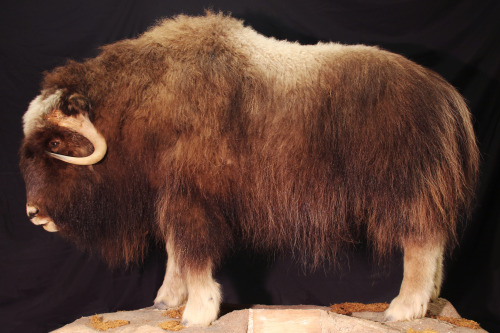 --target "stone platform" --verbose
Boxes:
[52,299,486,332]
